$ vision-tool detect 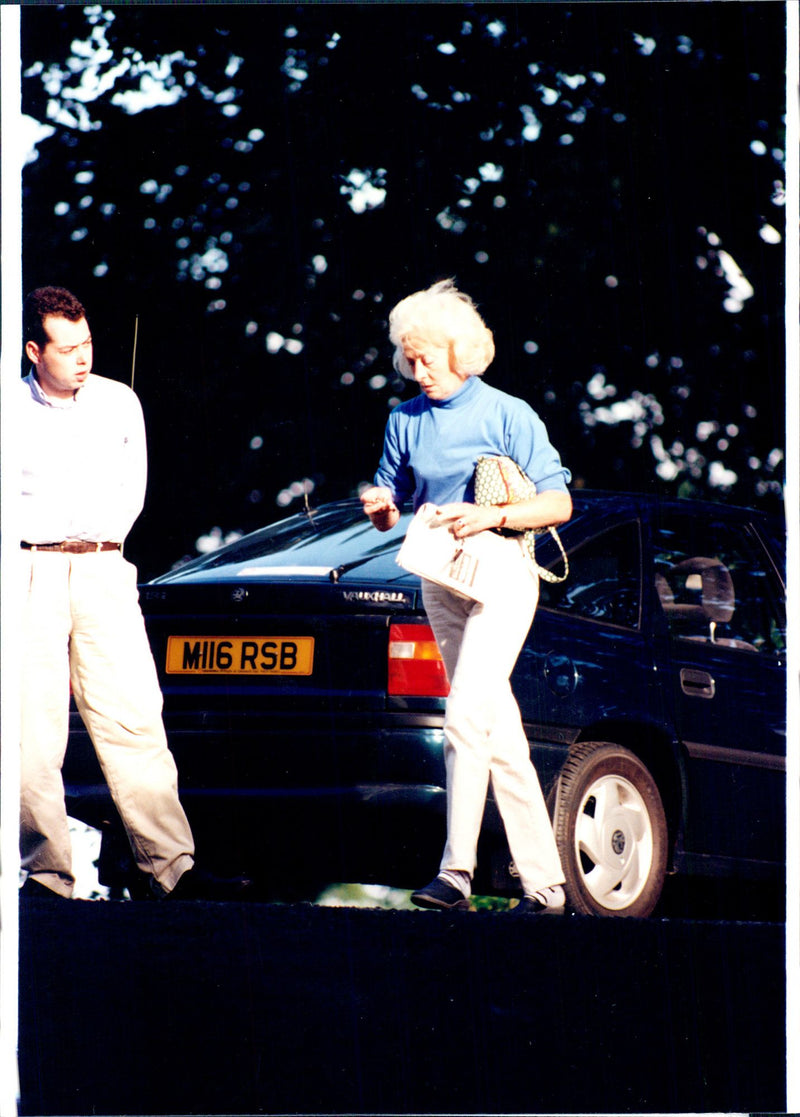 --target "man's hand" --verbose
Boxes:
[361,486,400,532]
